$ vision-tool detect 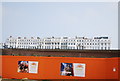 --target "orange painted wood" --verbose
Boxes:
[1,56,119,79]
